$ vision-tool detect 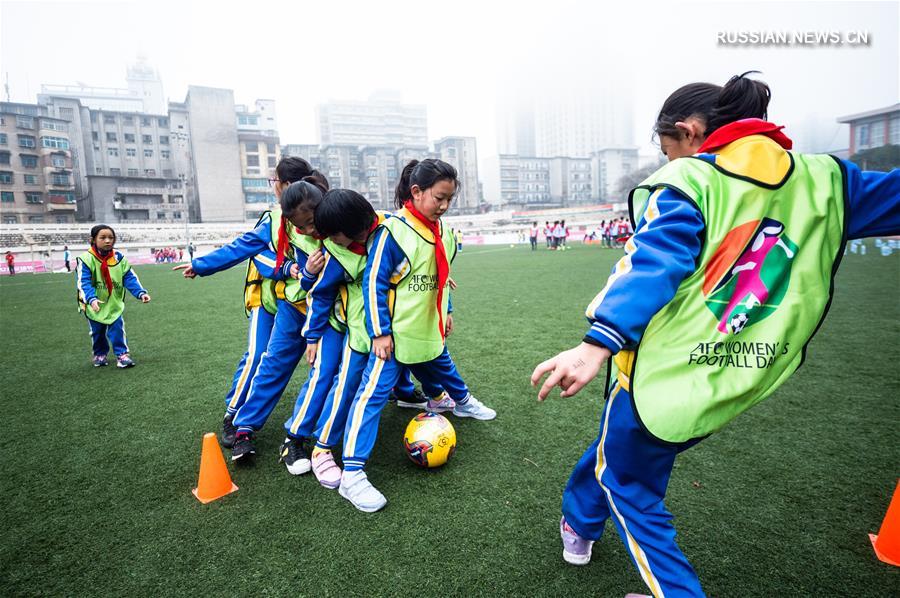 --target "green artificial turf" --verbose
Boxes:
[0,244,897,596]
